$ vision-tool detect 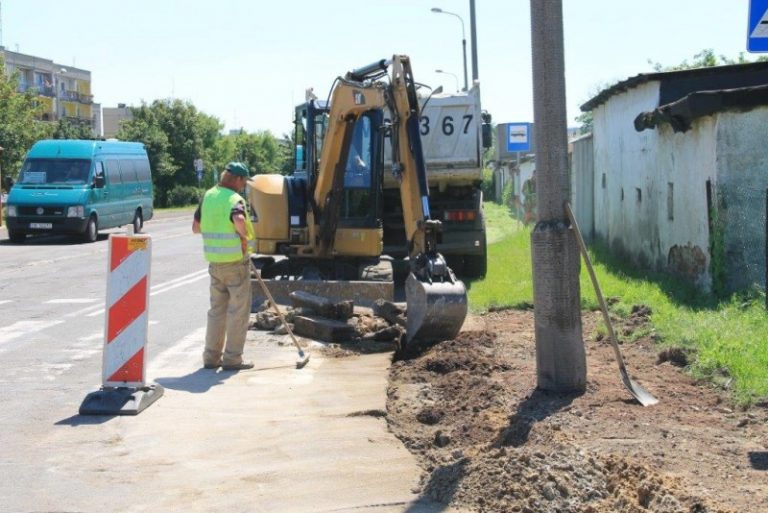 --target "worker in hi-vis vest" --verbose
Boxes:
[192,161,255,371]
